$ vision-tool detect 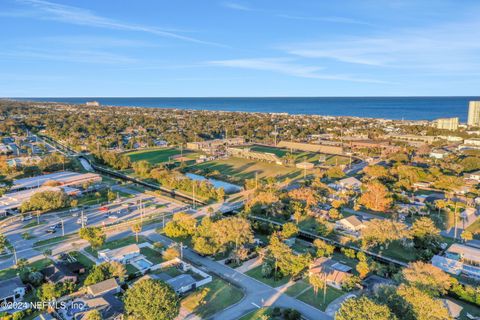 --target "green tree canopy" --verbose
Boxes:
[124,279,180,320]
[336,296,395,320]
